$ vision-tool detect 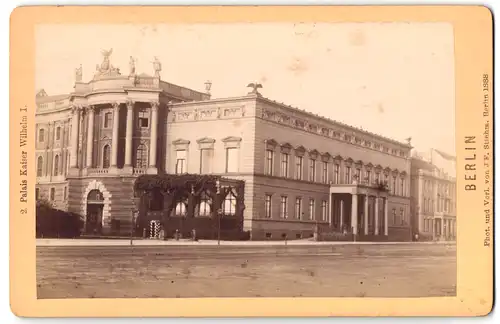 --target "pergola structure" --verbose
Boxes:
[133,174,246,240]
